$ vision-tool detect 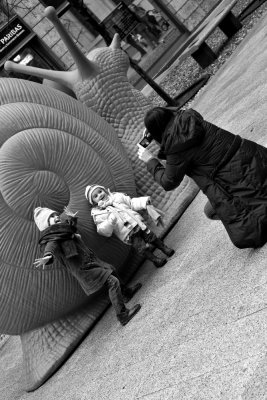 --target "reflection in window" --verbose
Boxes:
[13,52,33,65]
